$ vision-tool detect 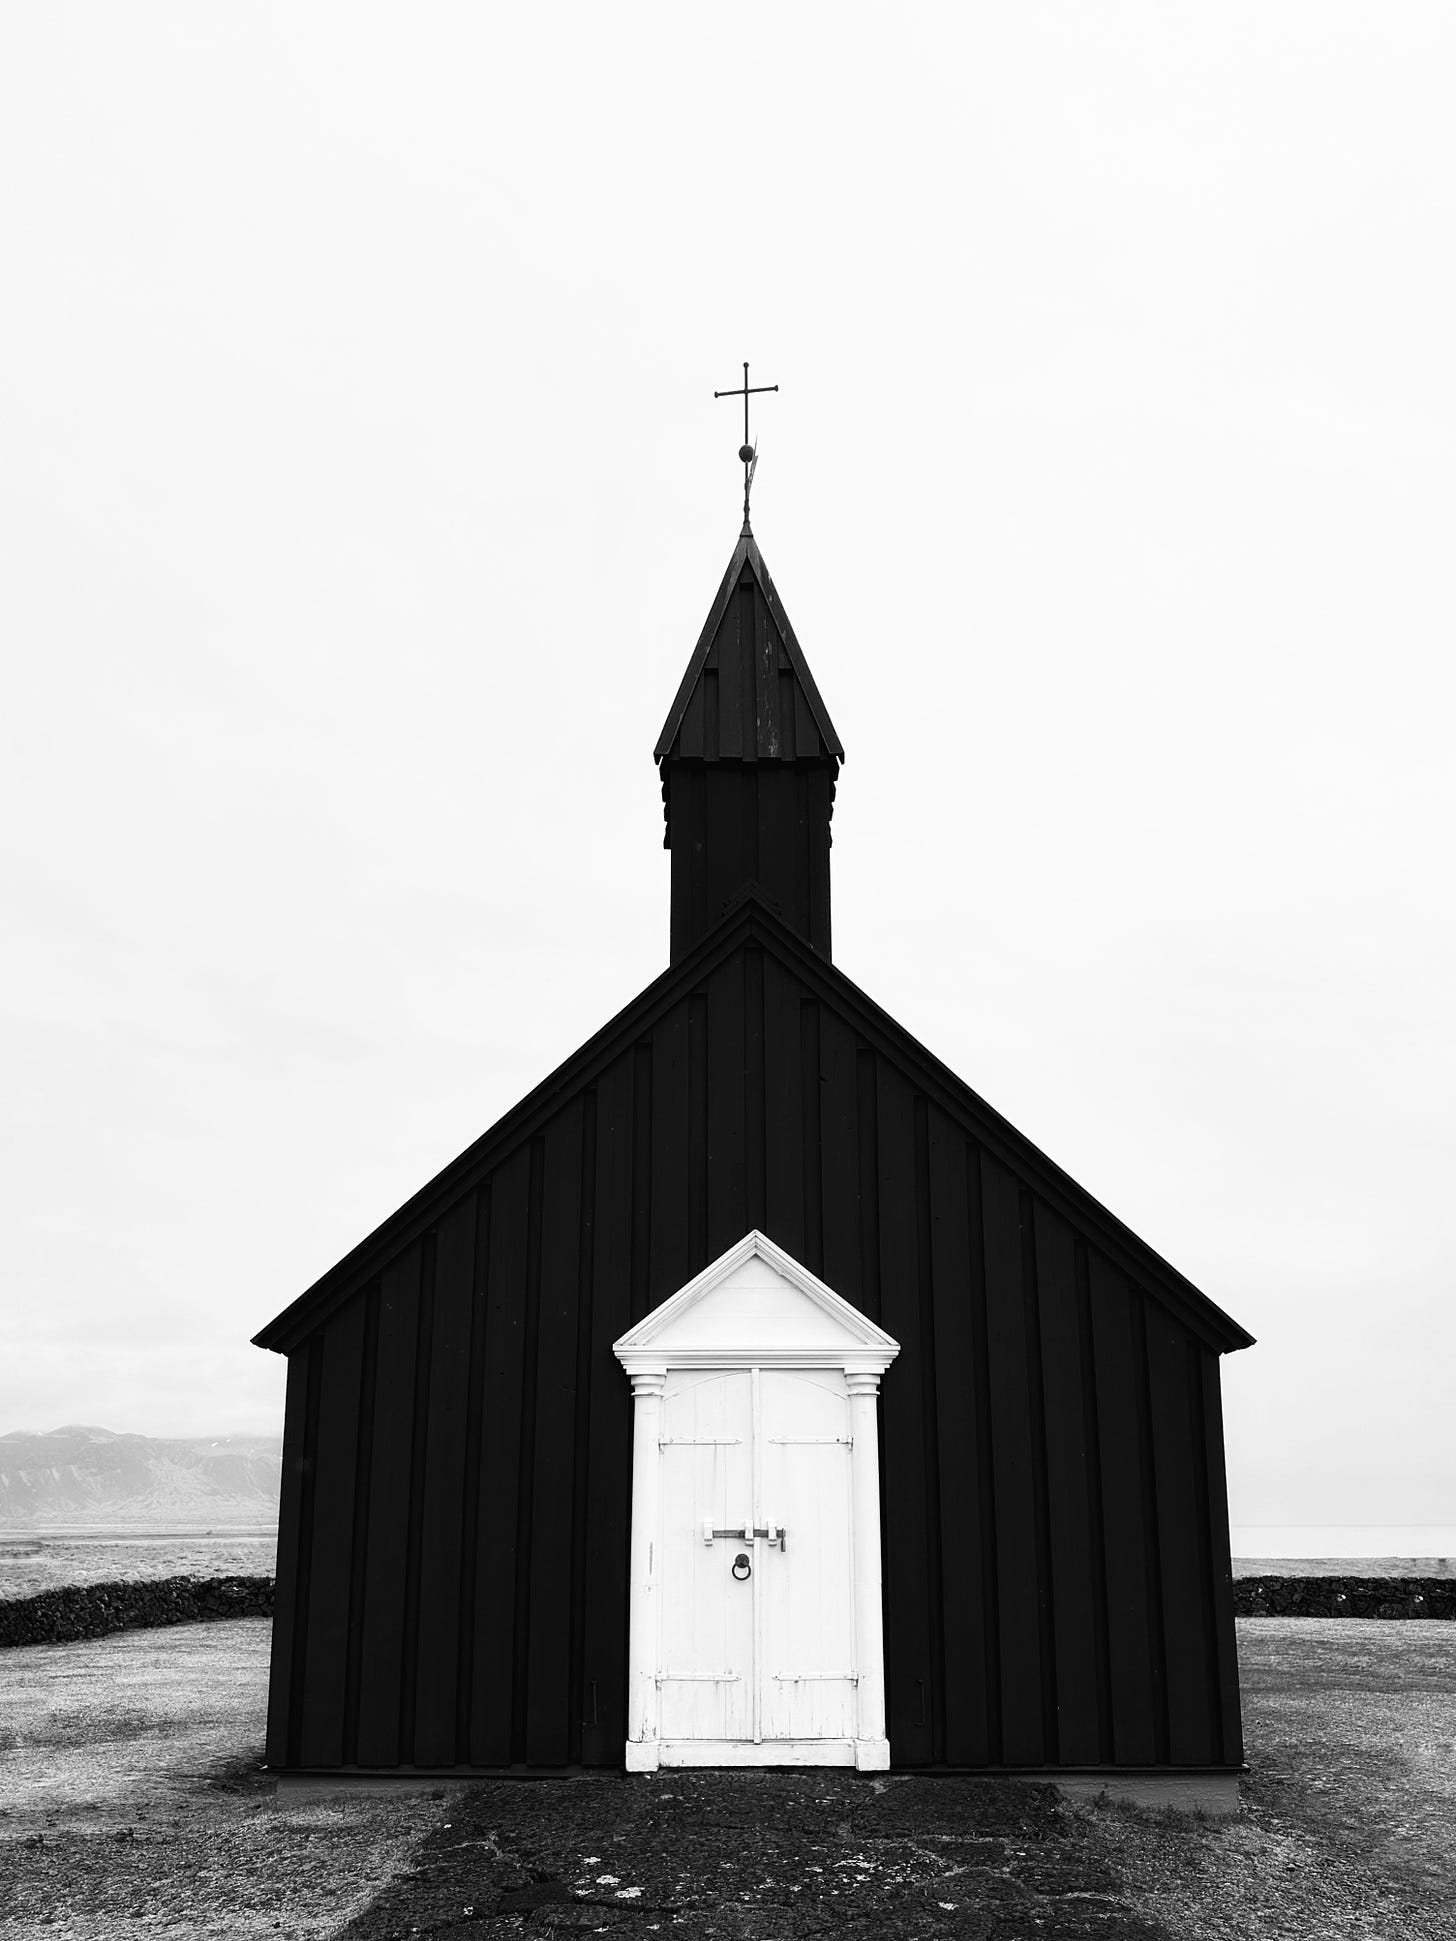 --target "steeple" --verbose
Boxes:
[657,530,844,962]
